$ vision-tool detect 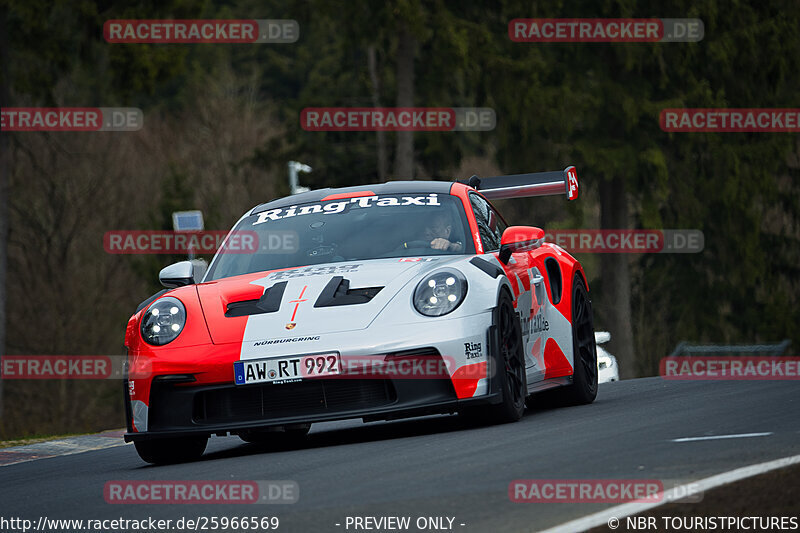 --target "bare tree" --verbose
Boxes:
[393,23,415,180]
[1,67,282,438]
[367,45,388,181]
[0,2,10,419]
[600,175,635,378]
